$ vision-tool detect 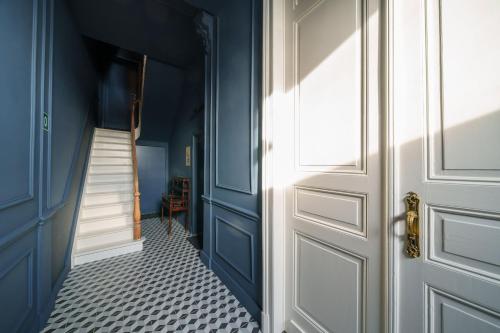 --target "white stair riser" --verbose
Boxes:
[81,203,133,219]
[94,136,130,145]
[85,192,133,206]
[95,129,130,139]
[90,165,133,174]
[88,173,133,184]
[86,183,133,194]
[93,142,131,151]
[91,157,132,166]
[92,149,131,158]
[77,228,134,250]
[79,218,133,234]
